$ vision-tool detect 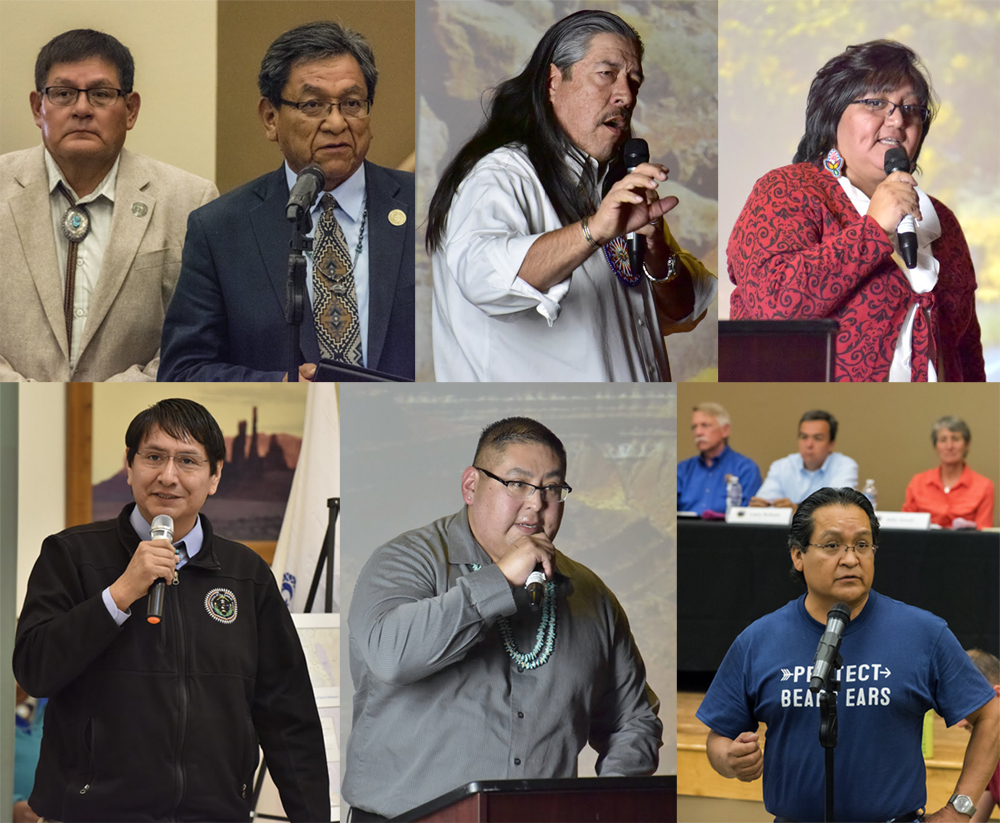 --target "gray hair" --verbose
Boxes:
[549,11,644,79]
[693,402,730,428]
[258,21,377,107]
[931,415,971,446]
